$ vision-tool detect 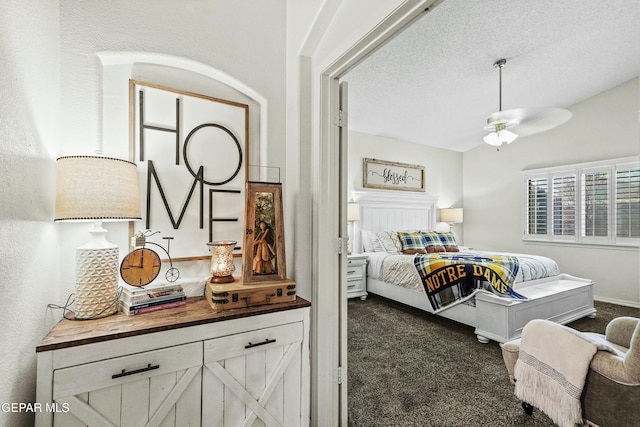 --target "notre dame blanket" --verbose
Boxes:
[413,252,527,312]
